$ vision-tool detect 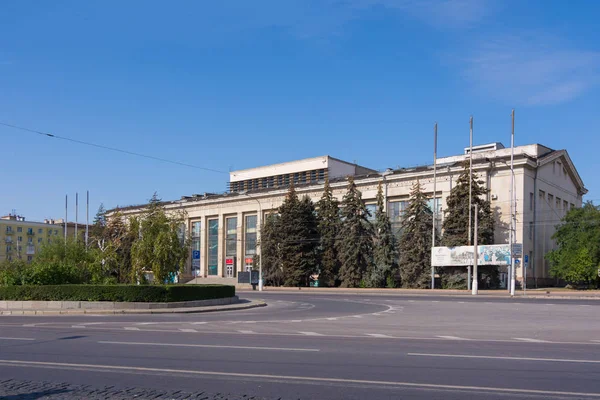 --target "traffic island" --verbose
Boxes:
[0,284,266,314]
